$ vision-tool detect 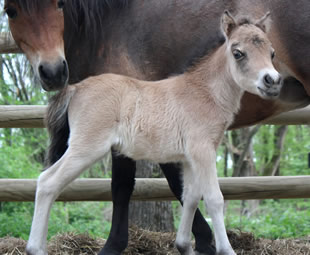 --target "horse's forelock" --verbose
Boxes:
[231,15,266,34]
[7,0,50,13]
[236,17,254,26]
